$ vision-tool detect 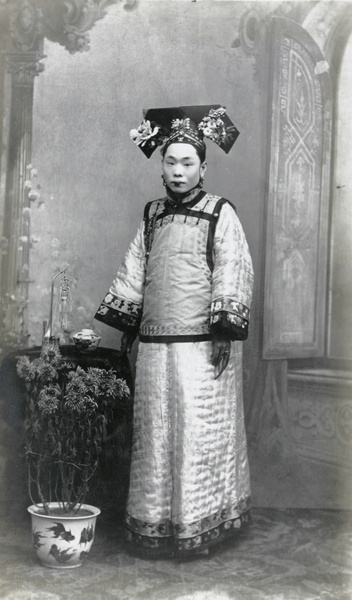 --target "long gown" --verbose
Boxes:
[95,189,254,556]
